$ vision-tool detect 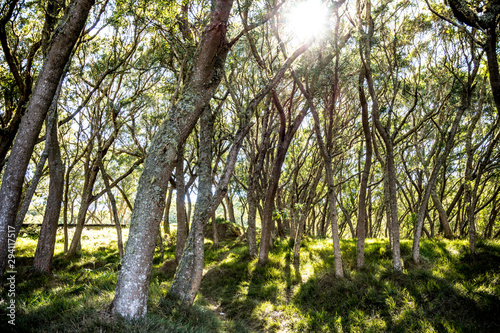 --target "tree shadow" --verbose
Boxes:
[292,240,500,332]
